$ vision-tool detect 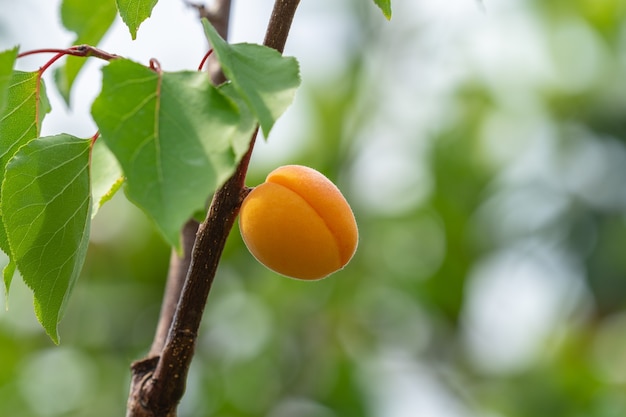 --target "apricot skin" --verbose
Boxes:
[239,165,358,280]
